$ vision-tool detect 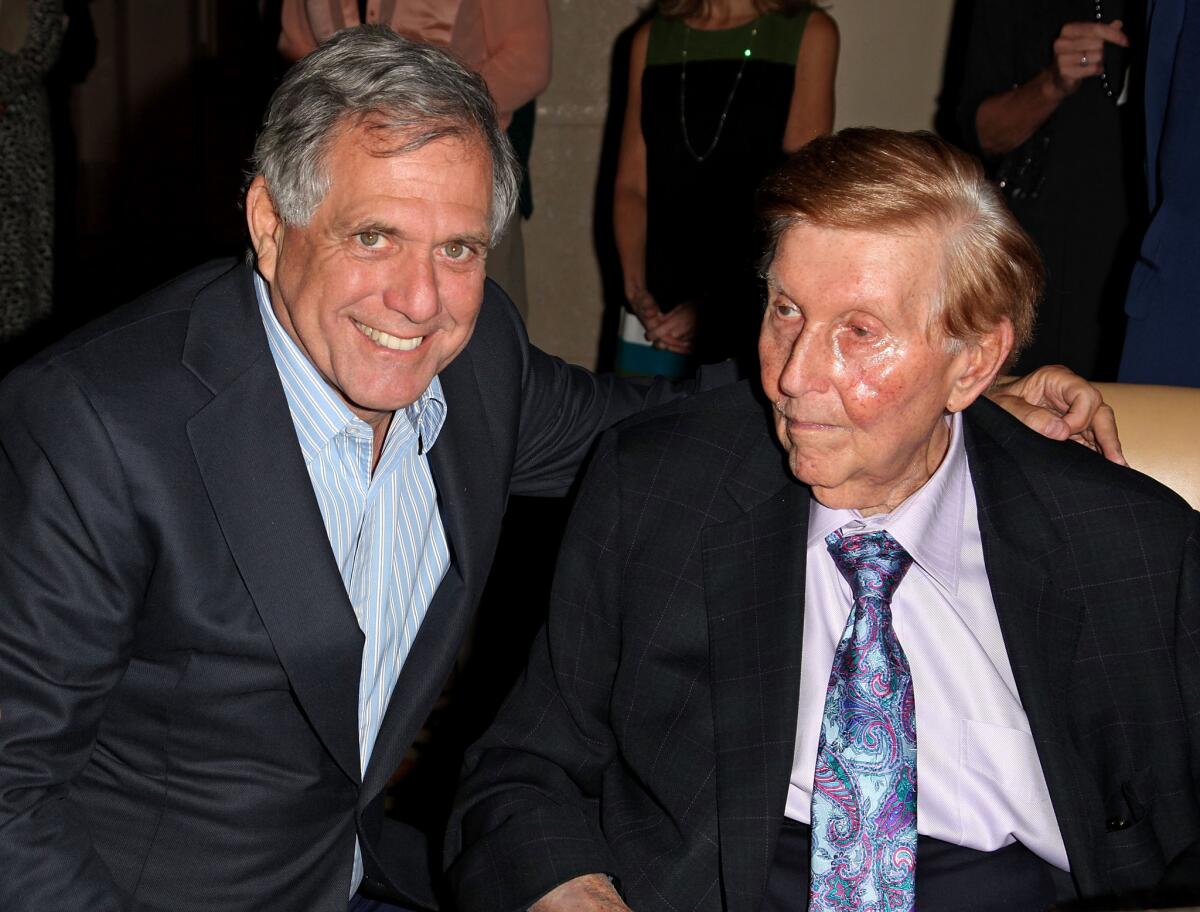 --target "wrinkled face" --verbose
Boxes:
[249,126,493,428]
[758,224,985,513]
